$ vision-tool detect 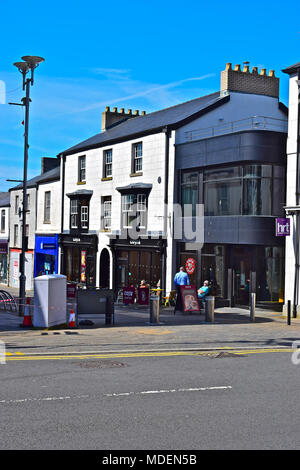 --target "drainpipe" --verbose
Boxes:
[60,154,65,274]
[293,68,300,318]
